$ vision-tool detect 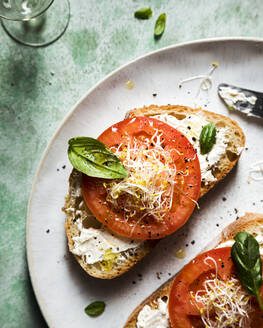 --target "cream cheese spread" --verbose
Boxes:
[218,86,257,108]
[216,240,235,249]
[237,146,244,155]
[217,233,263,255]
[72,219,142,264]
[137,298,170,328]
[152,113,228,183]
